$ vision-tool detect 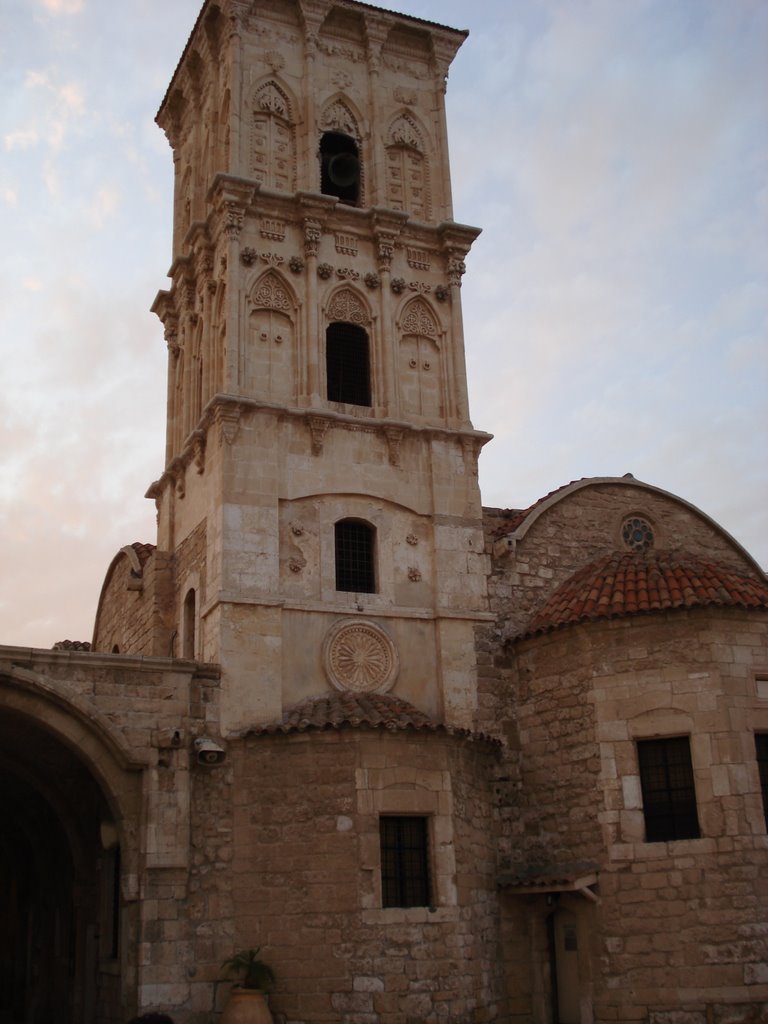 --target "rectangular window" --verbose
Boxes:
[326,323,371,406]
[379,816,431,908]
[756,733,768,830]
[637,737,700,842]
[335,520,375,593]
